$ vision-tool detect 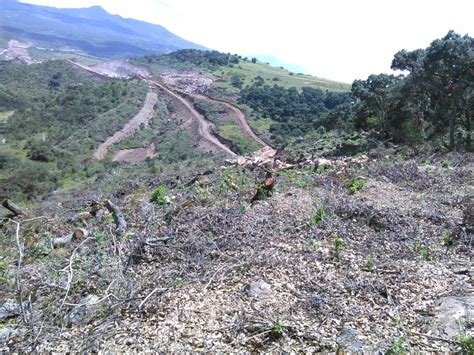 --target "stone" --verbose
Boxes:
[431,296,474,338]
[248,280,272,298]
[336,328,363,352]
[0,301,22,320]
[66,294,100,327]
[0,327,11,343]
